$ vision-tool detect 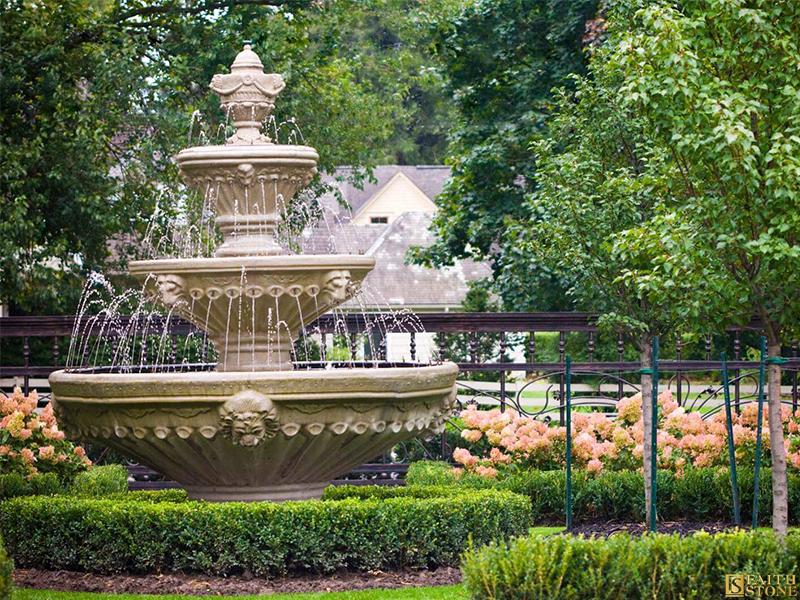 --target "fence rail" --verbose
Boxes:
[2,313,798,487]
